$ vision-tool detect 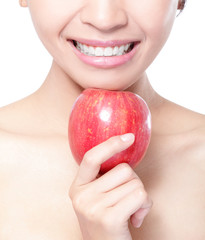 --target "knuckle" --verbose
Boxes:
[138,187,148,201]
[130,178,144,189]
[85,204,100,222]
[104,136,120,152]
[72,192,85,209]
[68,182,76,199]
[101,211,124,232]
[83,152,96,167]
[101,213,116,230]
[117,163,134,178]
[108,136,121,149]
[68,187,73,199]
